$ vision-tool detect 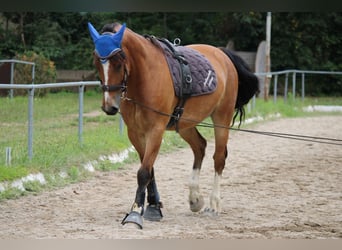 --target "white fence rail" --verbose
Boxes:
[0,81,100,160]
[0,59,36,99]
[255,69,342,103]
